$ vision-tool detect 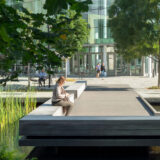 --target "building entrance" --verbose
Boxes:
[70,53,143,77]
[71,53,103,76]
